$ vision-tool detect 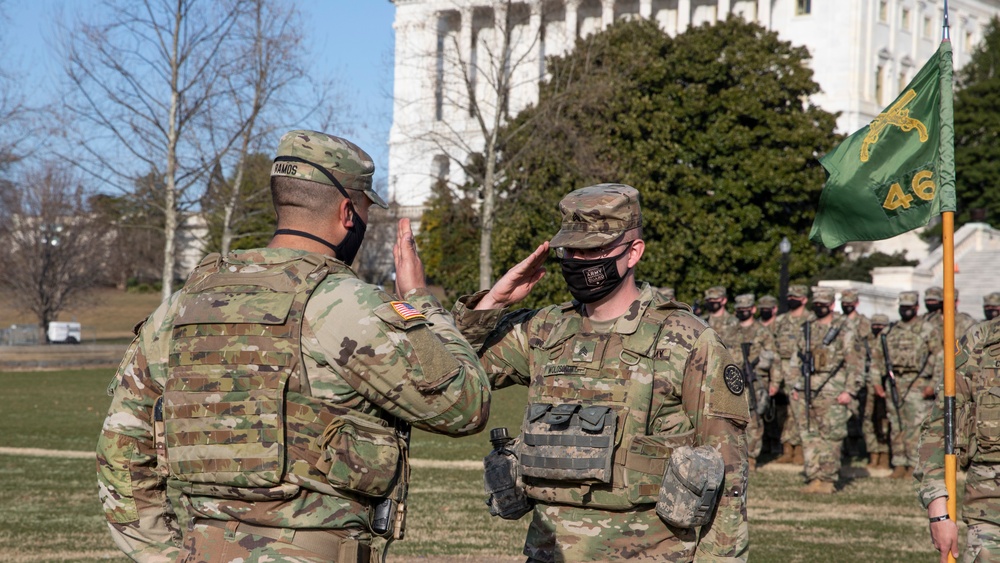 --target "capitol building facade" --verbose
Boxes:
[388,0,1000,210]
